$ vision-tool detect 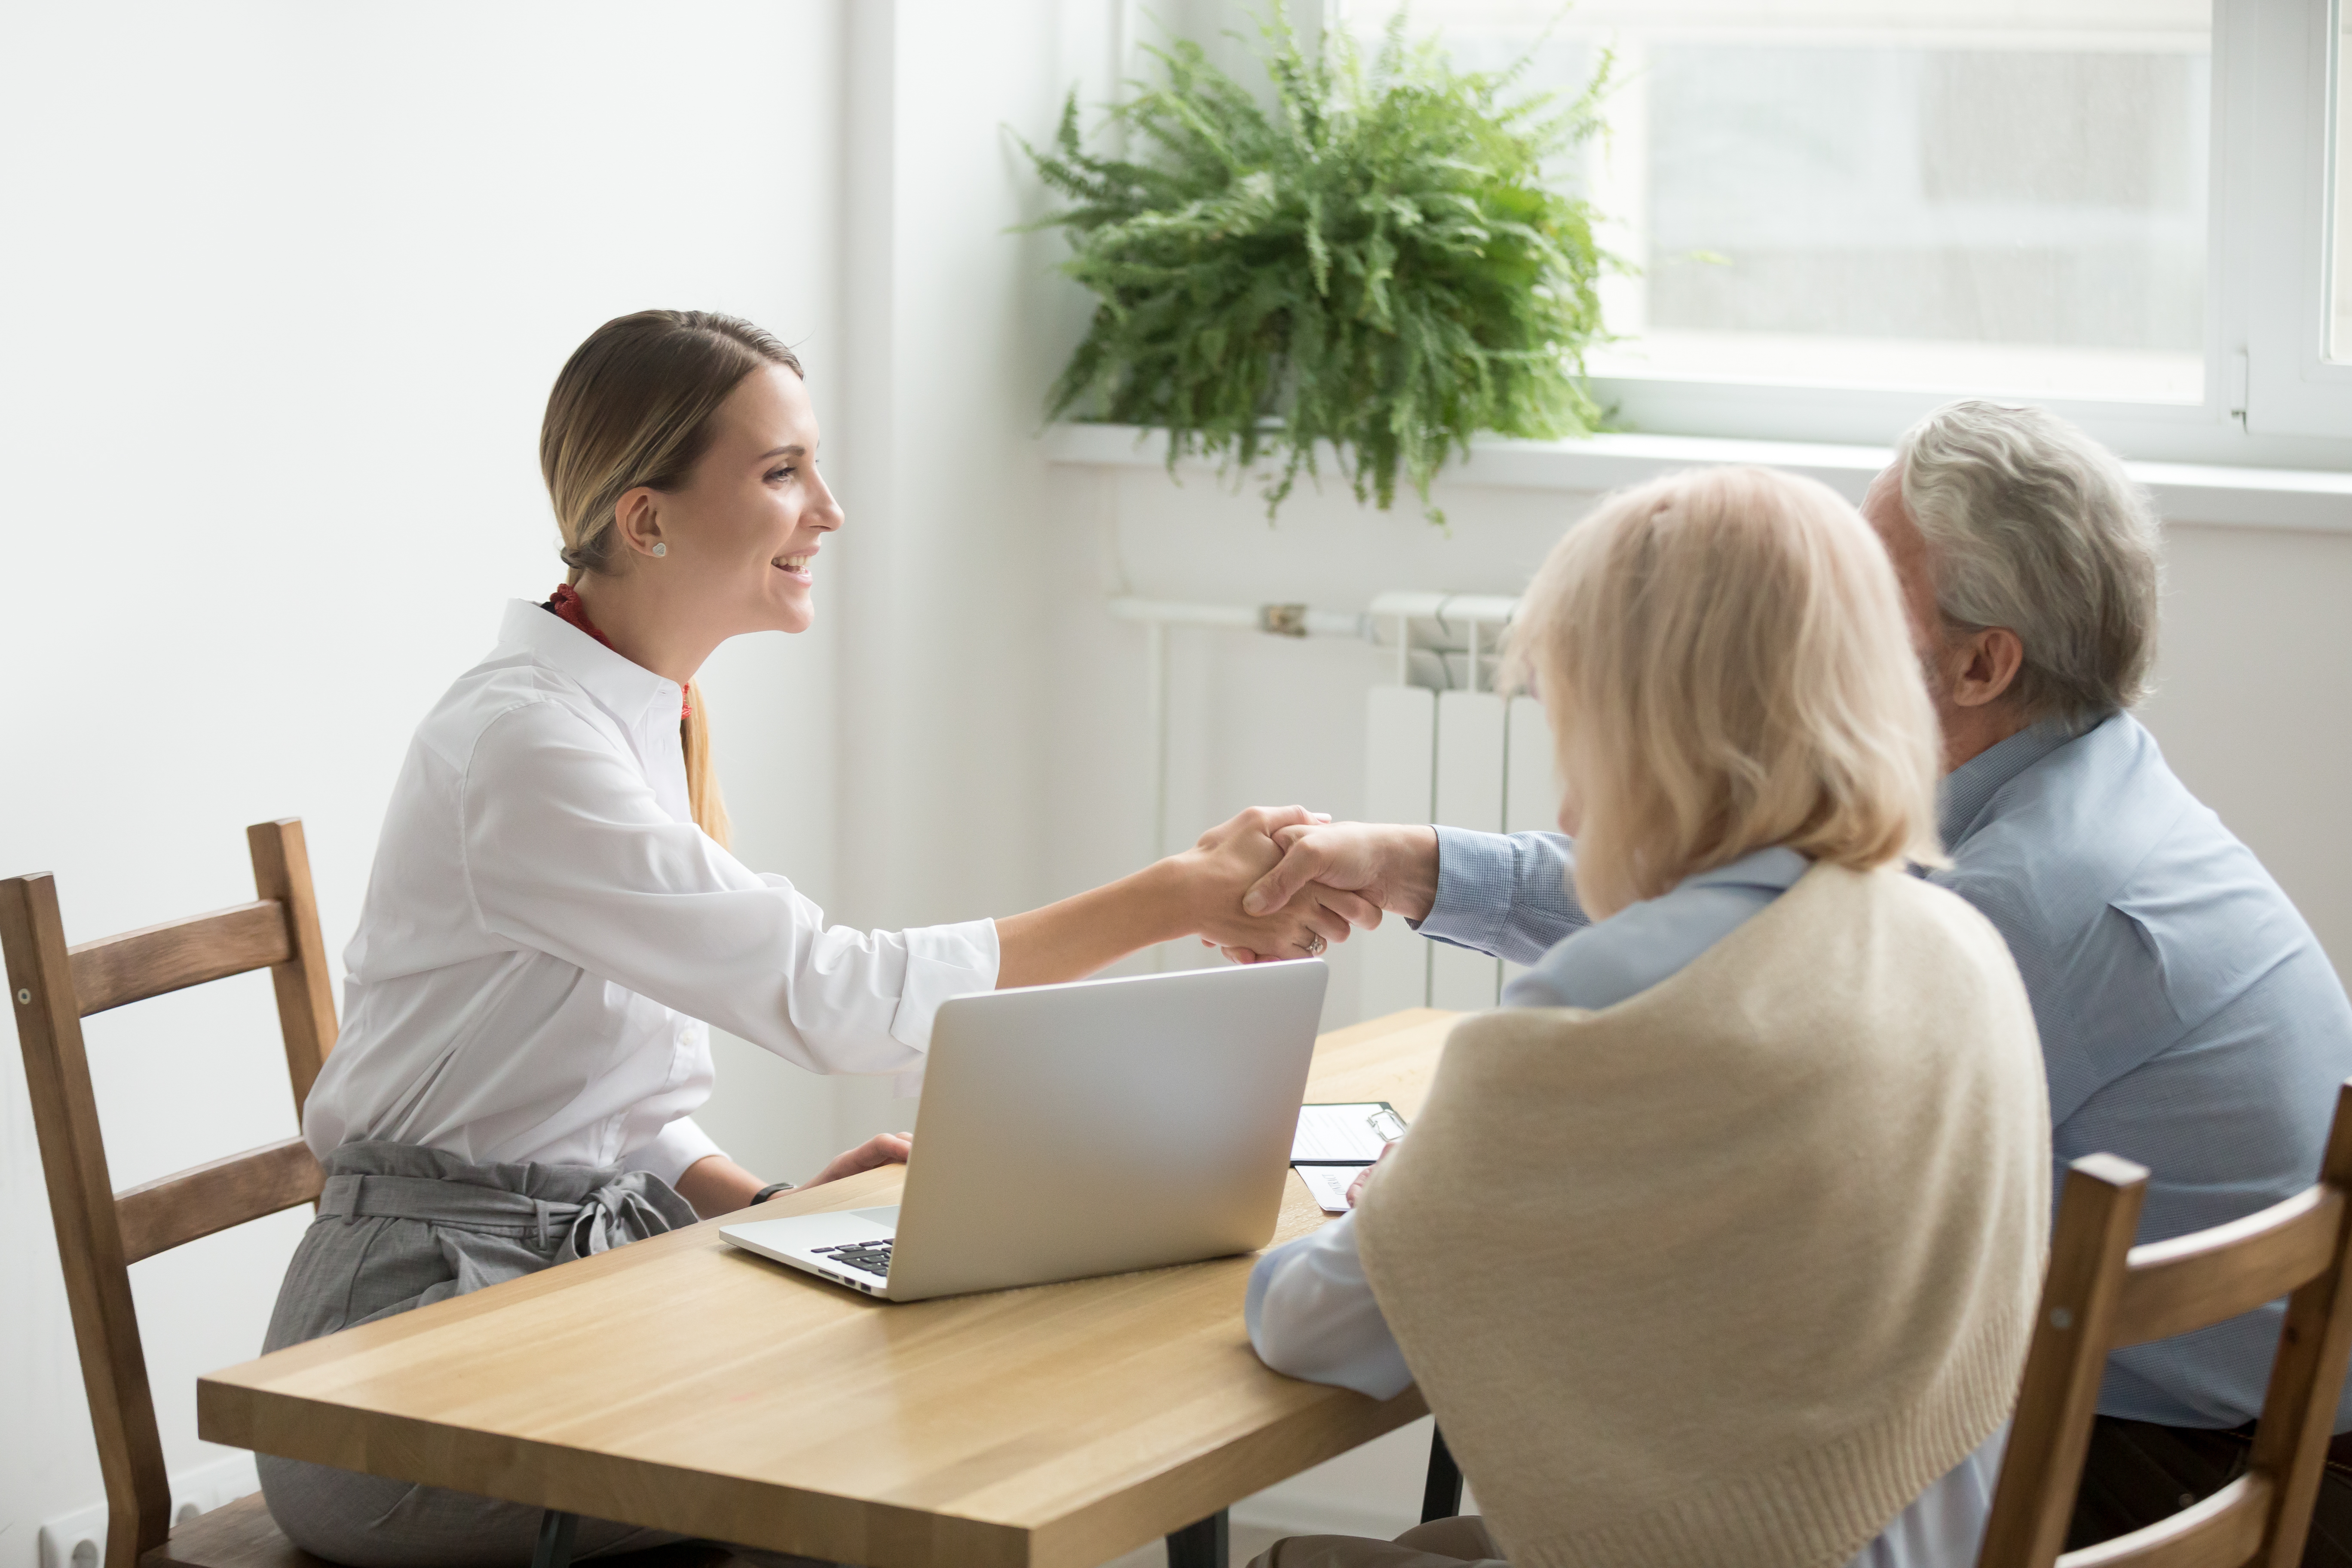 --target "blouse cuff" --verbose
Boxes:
[887,917,1001,1095]
[626,1115,726,1188]
[889,918,1002,1050]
